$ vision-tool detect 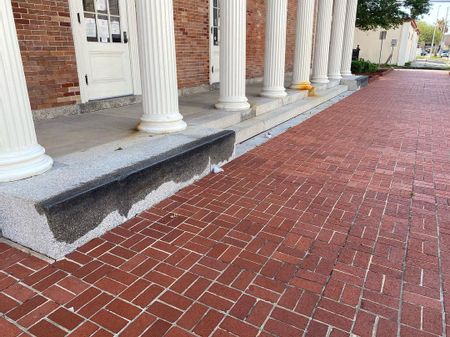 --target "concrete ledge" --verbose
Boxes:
[250,90,308,116]
[0,129,235,259]
[33,95,143,121]
[340,75,369,91]
[231,85,348,143]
